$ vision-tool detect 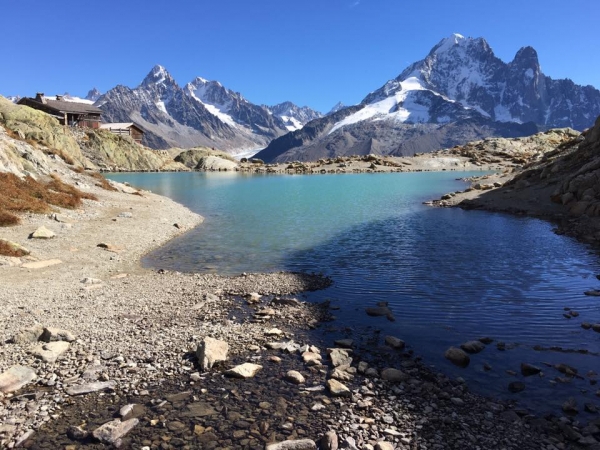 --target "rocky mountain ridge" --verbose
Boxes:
[255,34,600,163]
[96,66,321,152]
